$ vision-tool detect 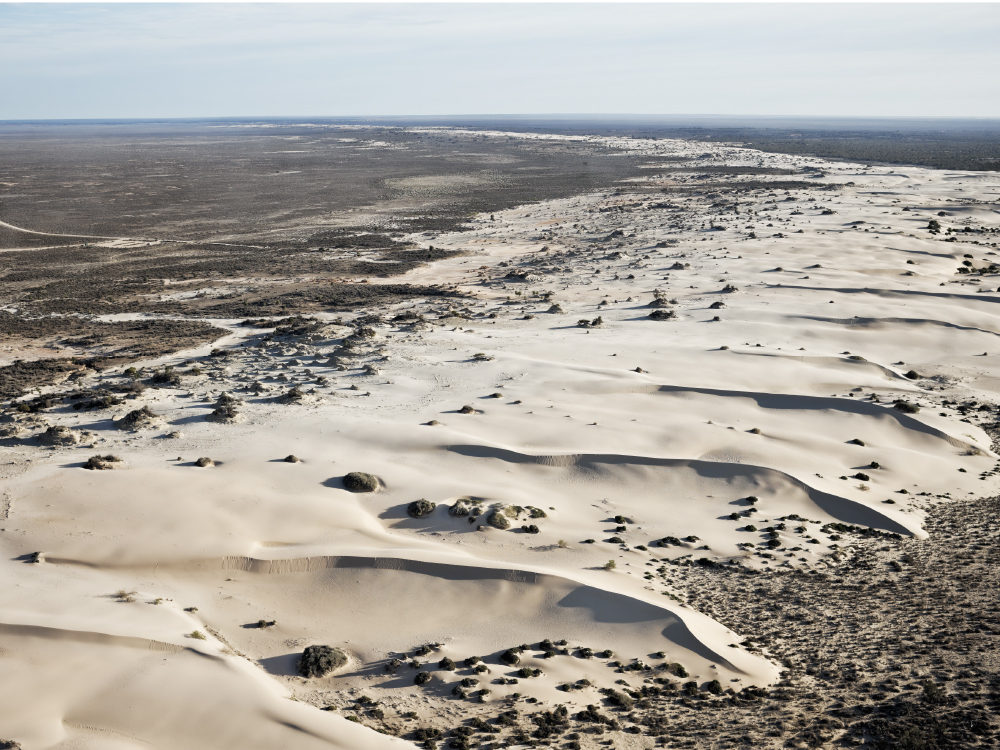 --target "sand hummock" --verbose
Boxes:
[114,405,165,431]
